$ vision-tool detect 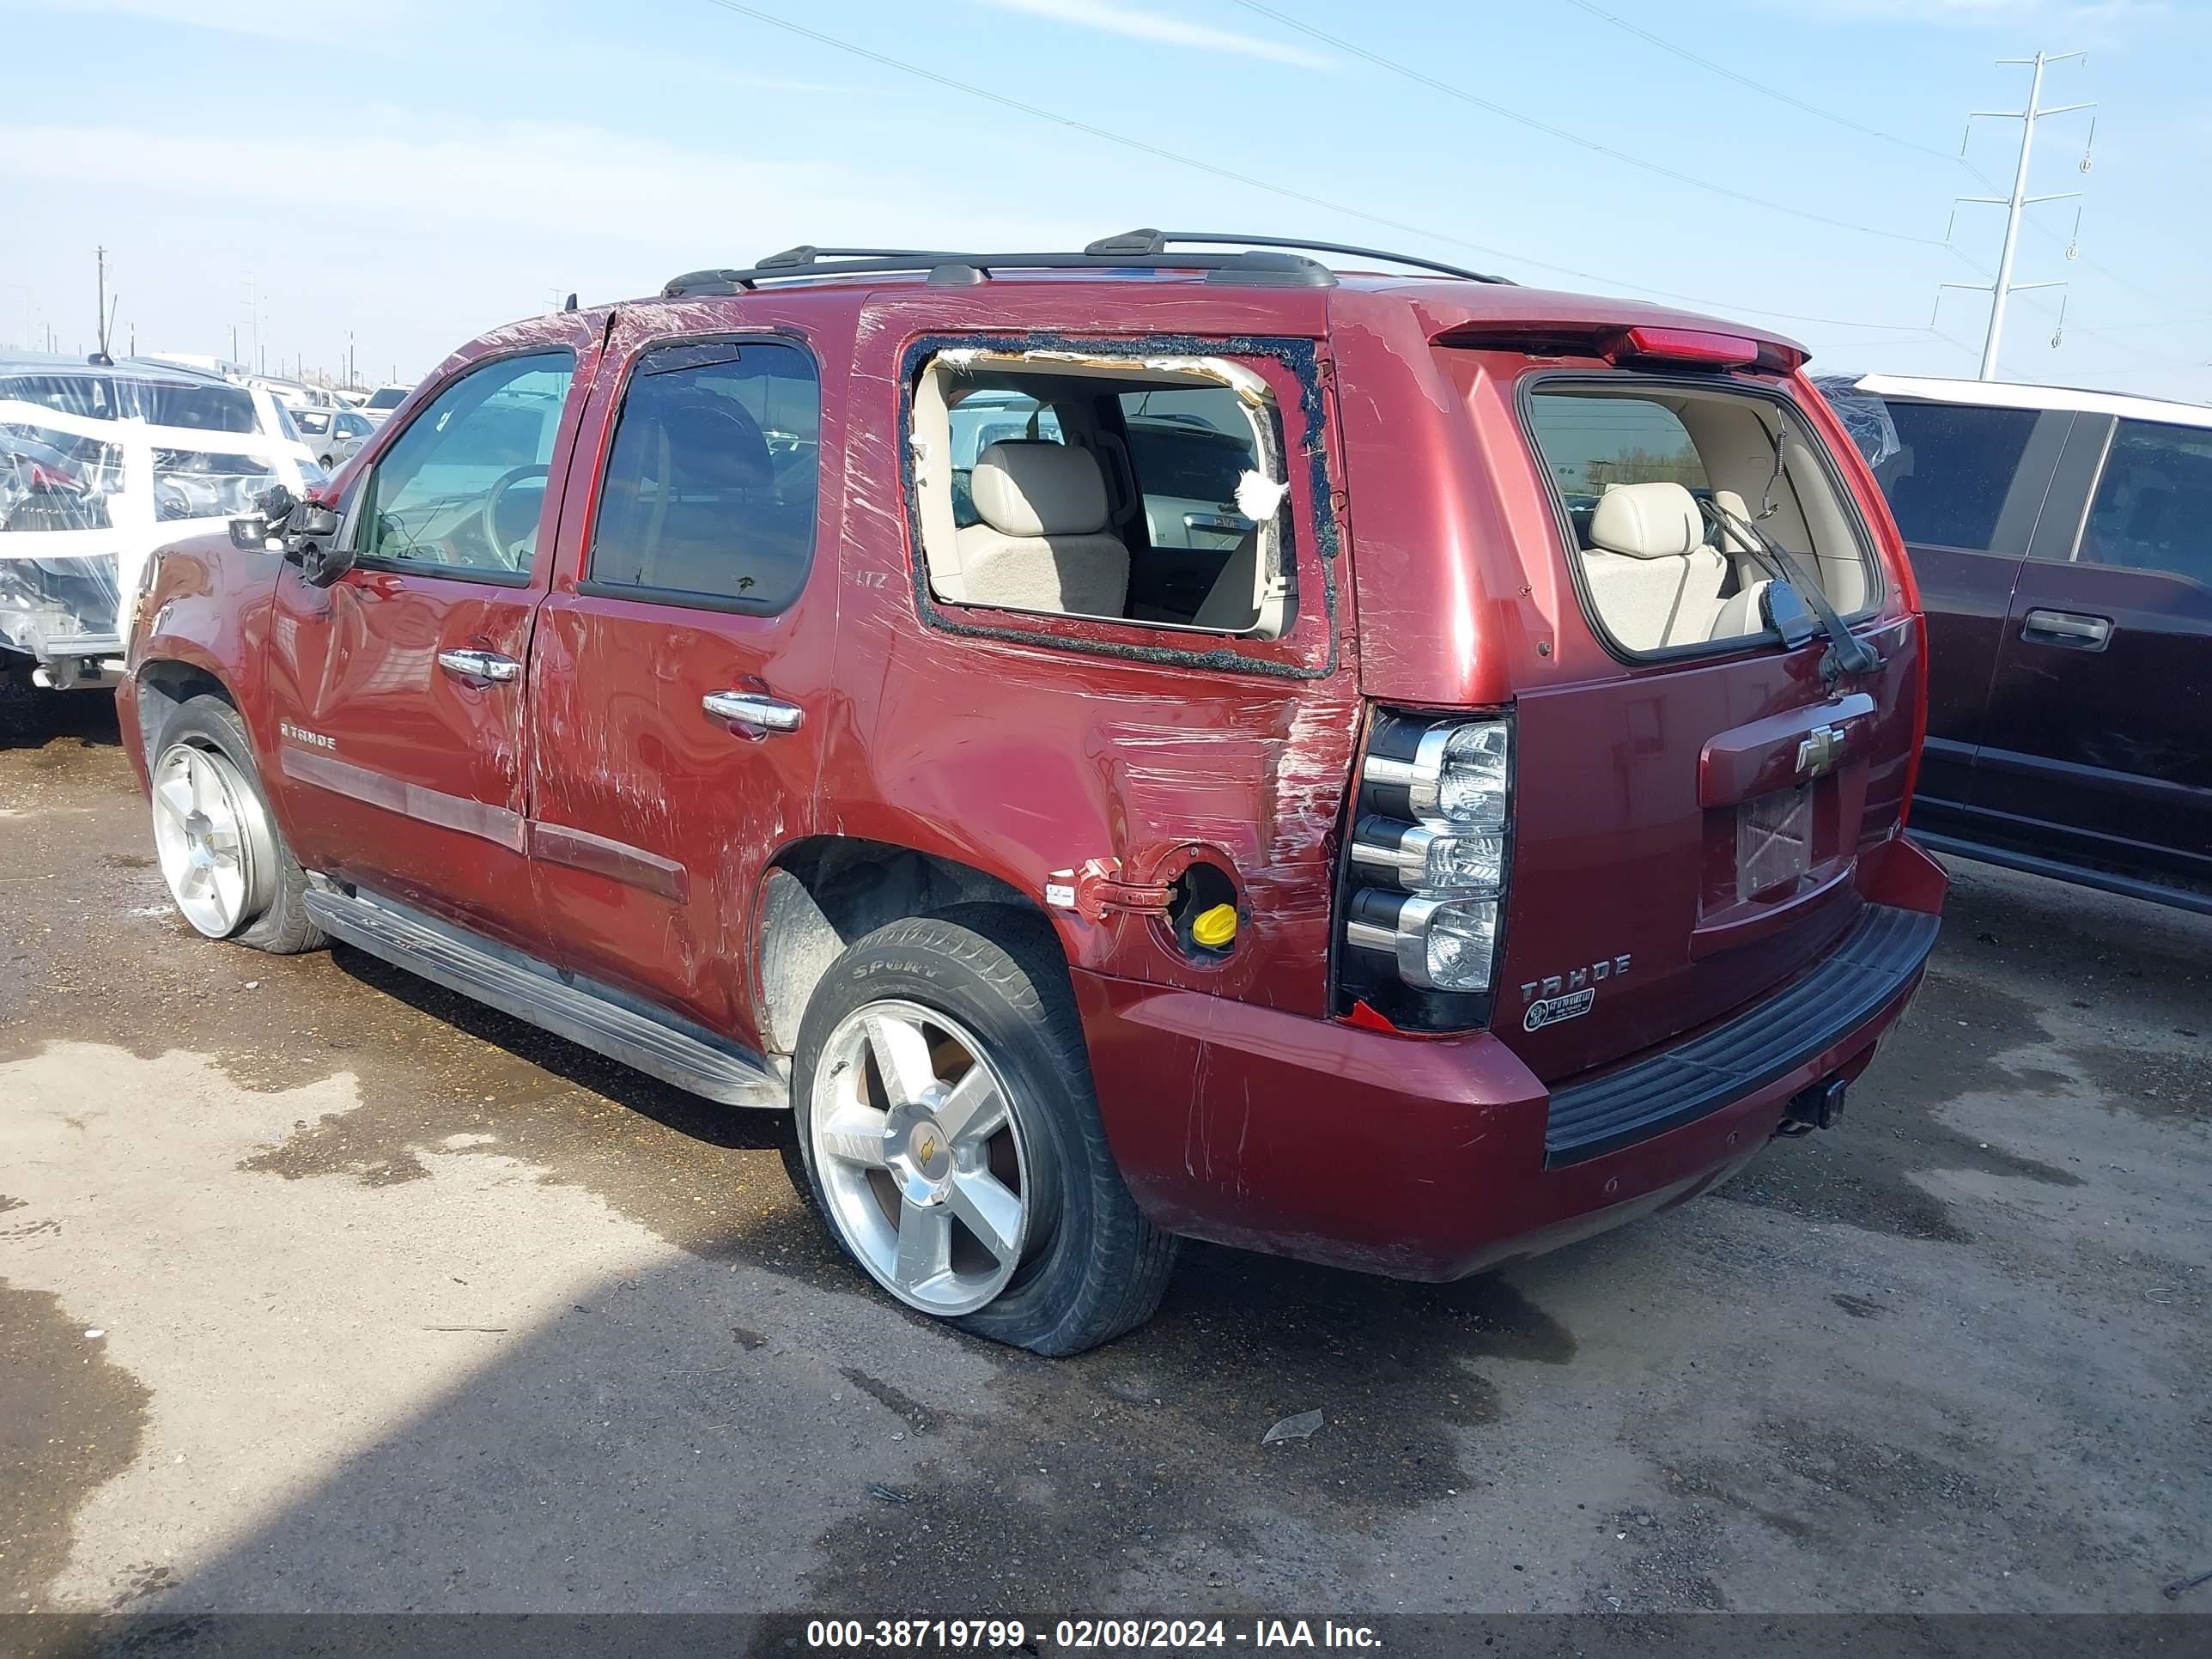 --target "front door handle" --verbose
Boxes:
[437,647,522,684]
[2021,609,2113,650]
[702,690,803,734]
